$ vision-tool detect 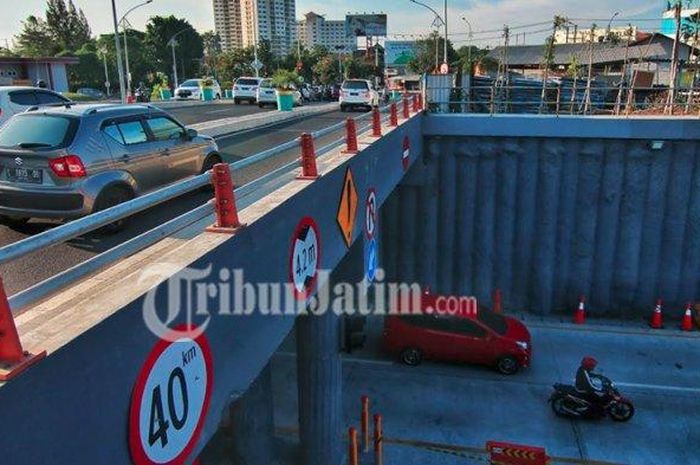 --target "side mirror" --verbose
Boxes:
[186,128,198,140]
